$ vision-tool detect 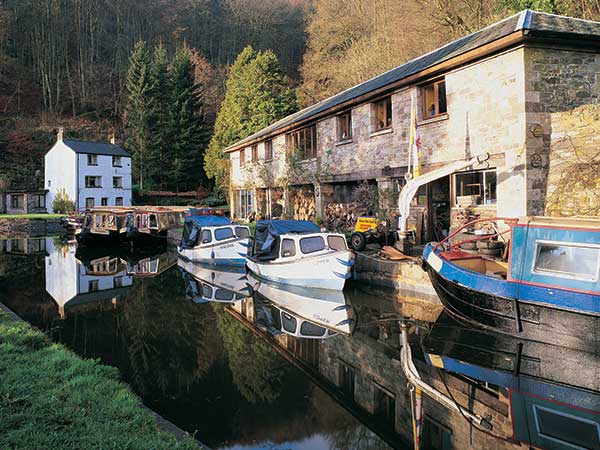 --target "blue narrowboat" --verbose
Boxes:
[422,216,600,349]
